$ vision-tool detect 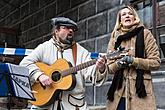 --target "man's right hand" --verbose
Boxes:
[38,74,52,86]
